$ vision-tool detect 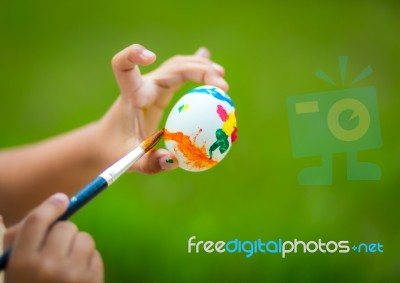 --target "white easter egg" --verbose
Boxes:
[164,85,237,172]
